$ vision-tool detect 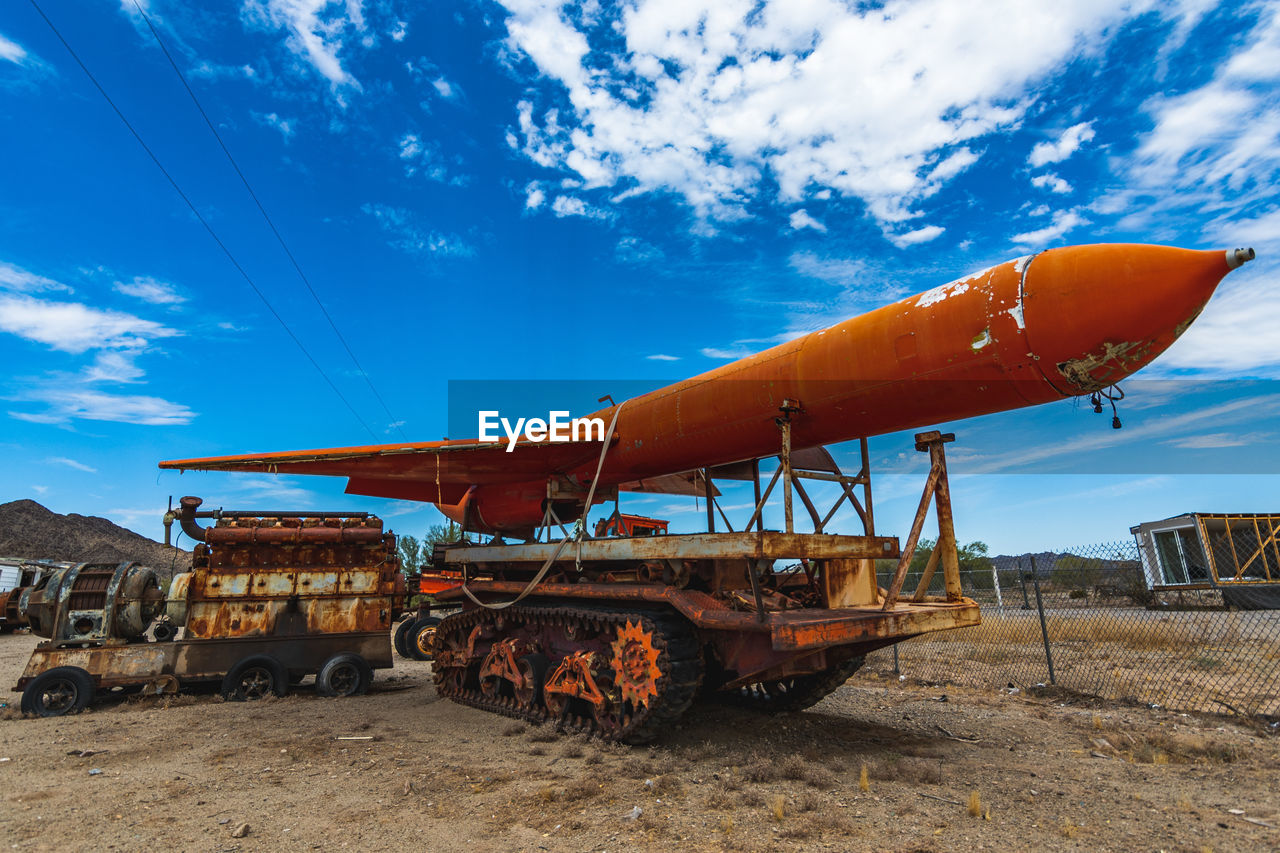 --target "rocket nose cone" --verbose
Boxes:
[1021,244,1247,394]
